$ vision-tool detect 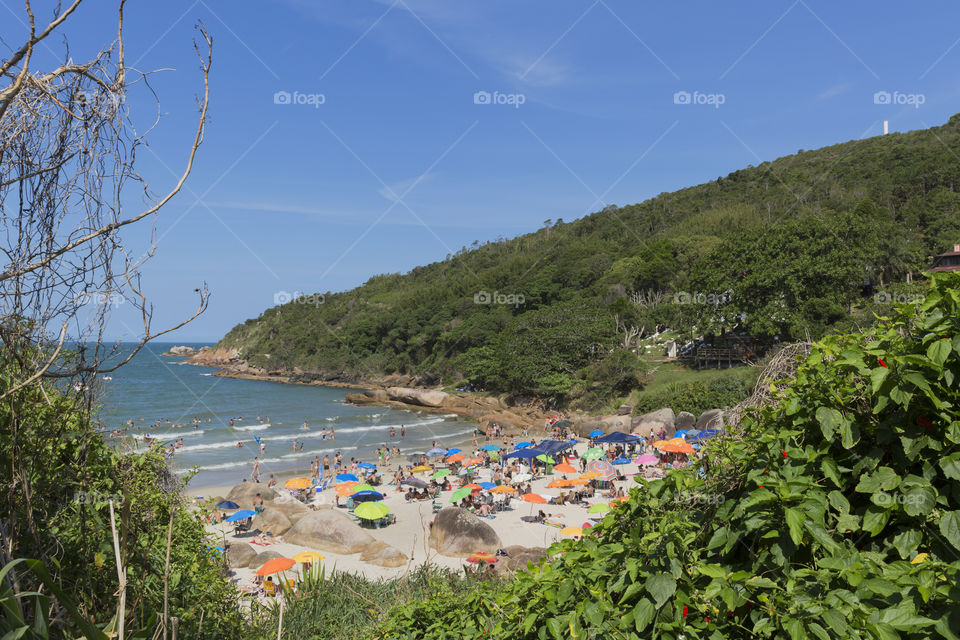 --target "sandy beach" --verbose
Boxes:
[190,439,657,593]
